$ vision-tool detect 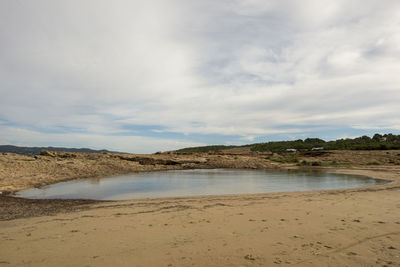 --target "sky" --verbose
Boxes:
[1,0,400,153]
